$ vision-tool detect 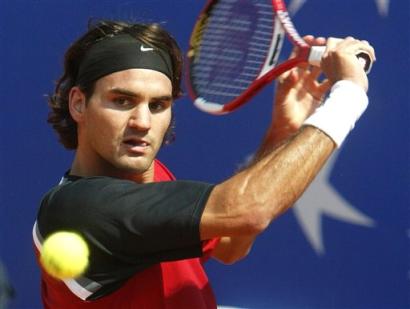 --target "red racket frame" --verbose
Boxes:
[186,0,325,115]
